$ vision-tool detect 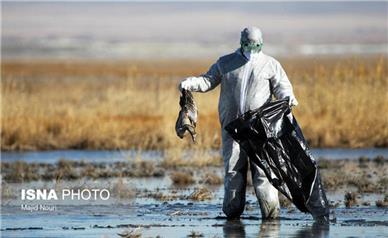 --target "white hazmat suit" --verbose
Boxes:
[179,27,298,219]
